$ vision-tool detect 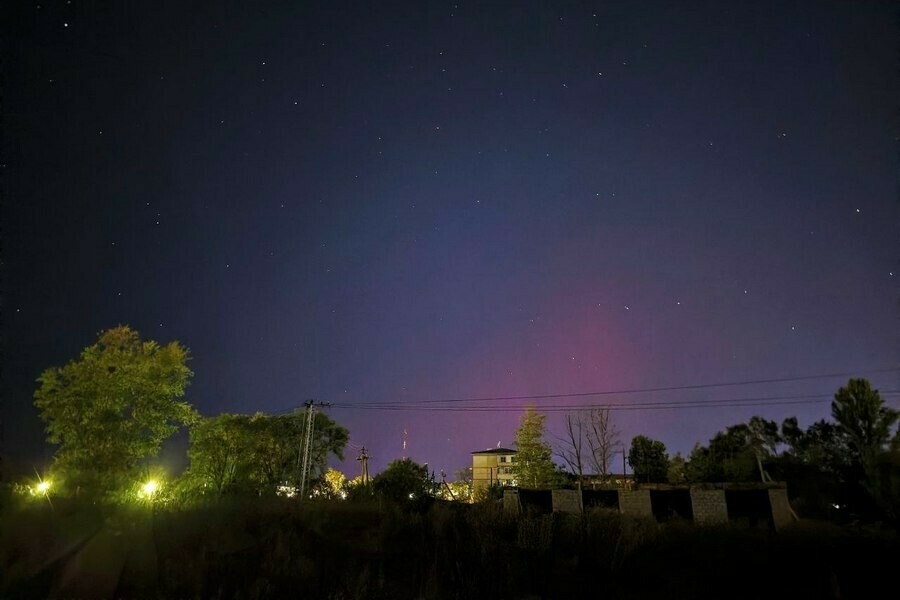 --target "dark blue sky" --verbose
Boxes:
[3,1,897,477]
